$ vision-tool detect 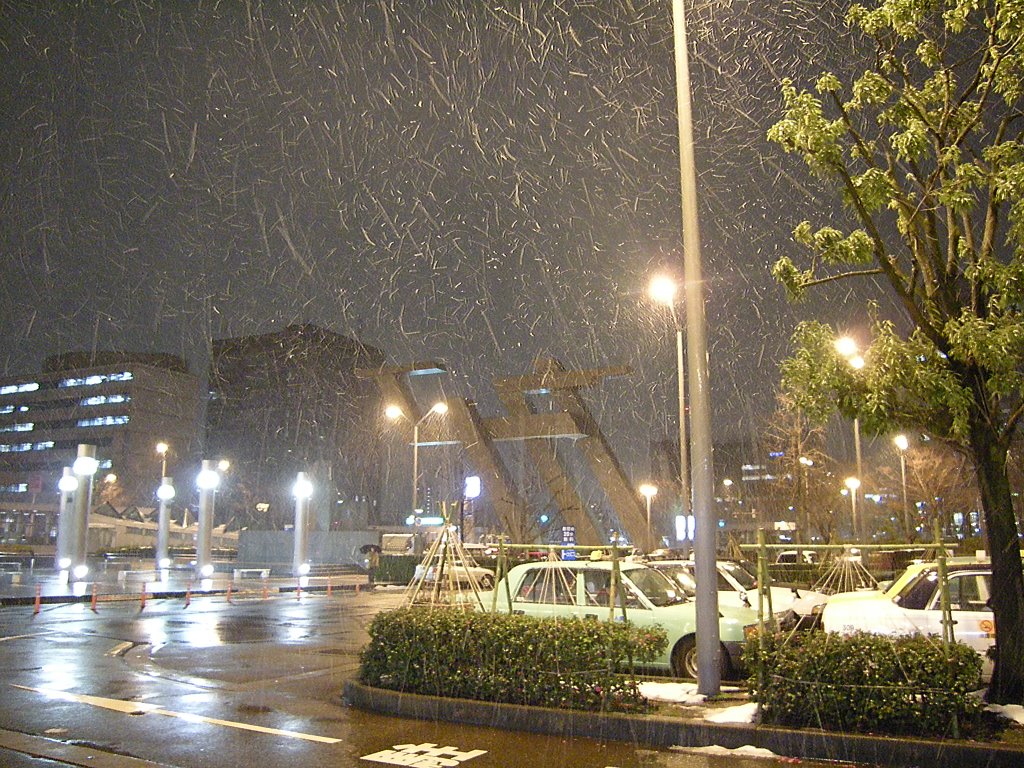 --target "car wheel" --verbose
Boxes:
[671,637,730,680]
